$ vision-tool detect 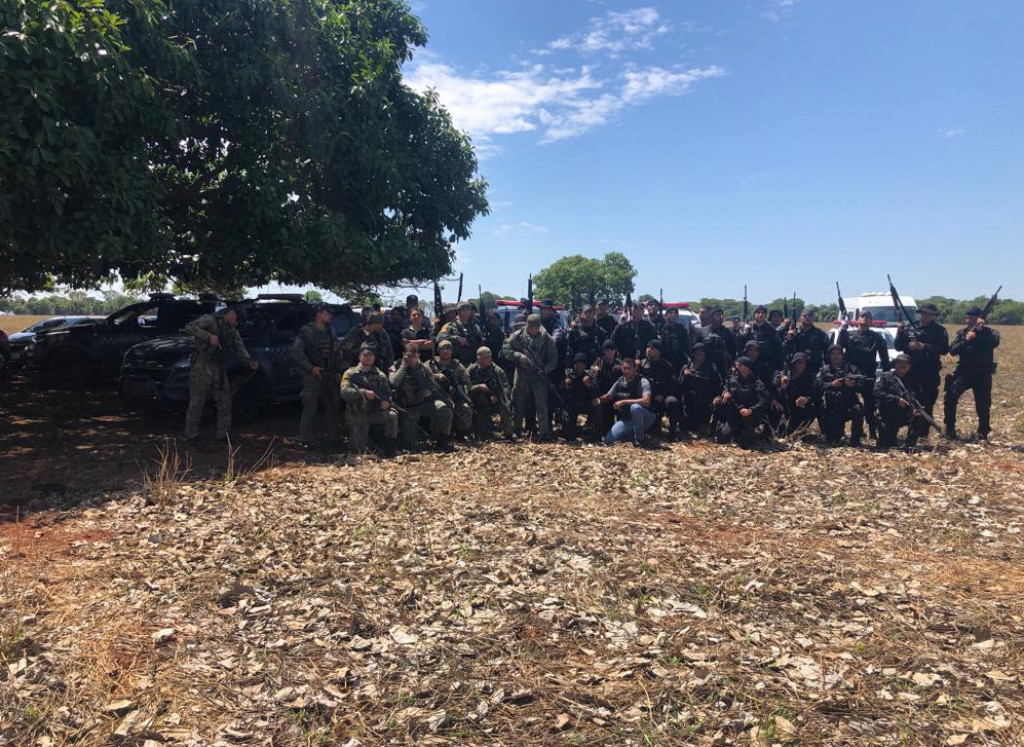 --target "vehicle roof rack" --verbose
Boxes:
[148,292,176,300]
